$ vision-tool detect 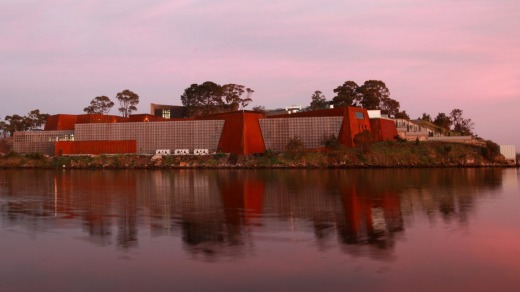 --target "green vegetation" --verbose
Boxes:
[306,80,407,118]
[180,82,254,117]
[116,89,140,117]
[0,141,513,169]
[1,109,49,136]
[84,95,115,115]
